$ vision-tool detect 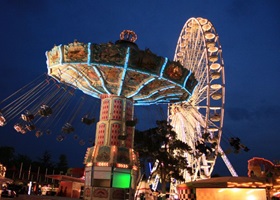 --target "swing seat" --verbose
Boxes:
[0,115,6,126]
[126,119,137,127]
[56,135,65,142]
[26,124,36,131]
[35,131,43,138]
[39,105,53,117]
[81,117,95,125]
[62,123,74,133]
[21,113,34,122]
[14,123,26,134]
